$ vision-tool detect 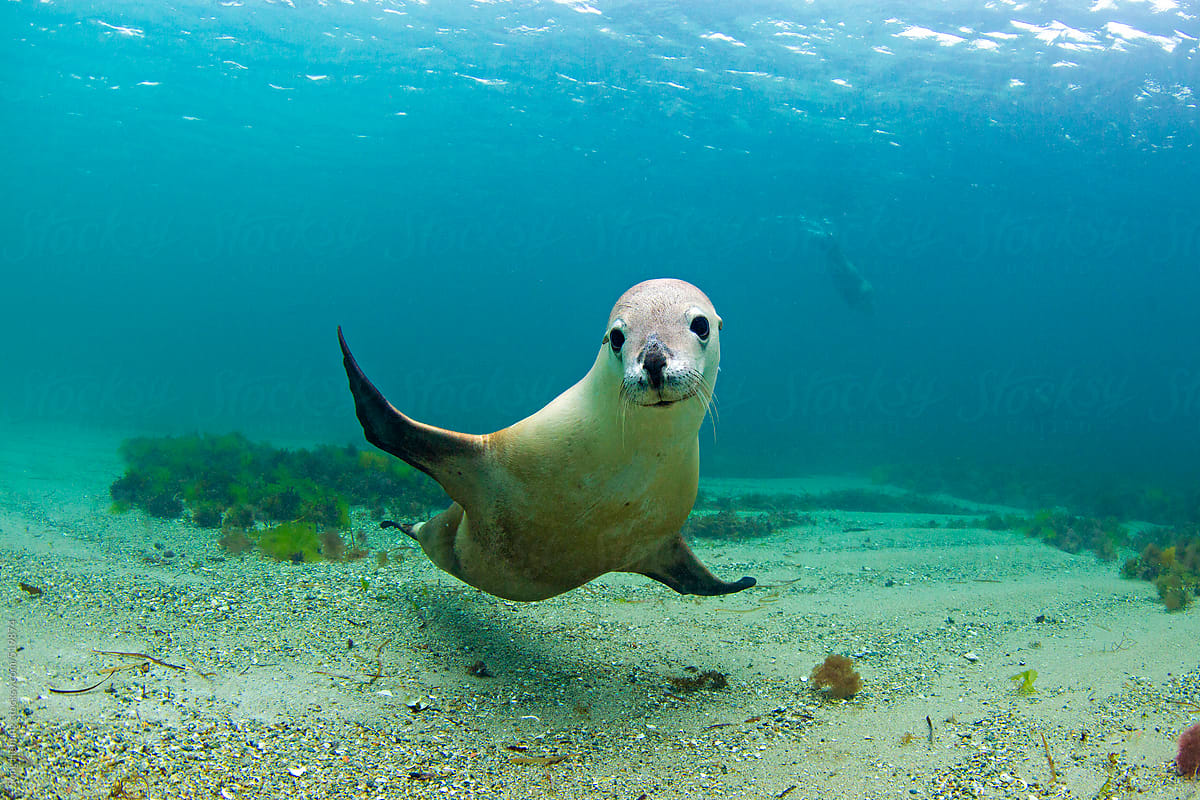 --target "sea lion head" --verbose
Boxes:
[601,278,721,409]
